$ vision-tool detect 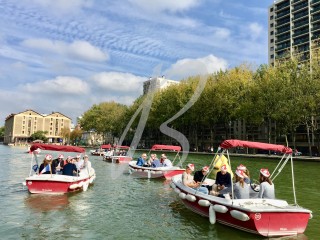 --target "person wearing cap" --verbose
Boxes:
[258,168,275,199]
[211,164,232,195]
[38,154,55,174]
[237,164,250,184]
[232,169,250,199]
[52,154,65,174]
[194,166,212,192]
[161,154,173,167]
[74,154,84,170]
[182,164,209,194]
